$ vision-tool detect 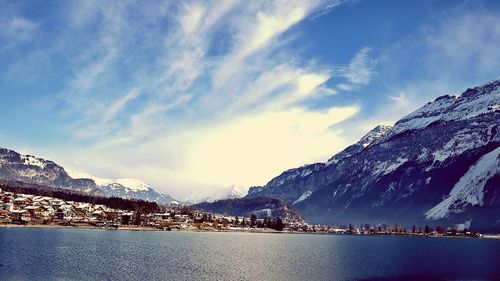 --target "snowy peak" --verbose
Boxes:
[358,125,393,147]
[113,178,150,191]
[183,185,248,204]
[389,79,500,137]
[327,124,392,164]
[66,169,150,192]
